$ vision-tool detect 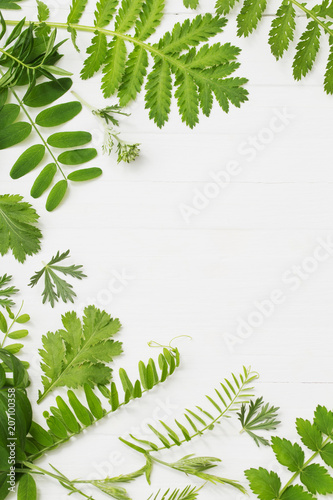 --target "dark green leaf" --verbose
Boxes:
[30,163,57,199]
[29,421,54,447]
[23,78,73,107]
[67,167,102,181]
[300,463,333,494]
[58,148,97,165]
[0,122,32,149]
[84,384,104,419]
[10,145,45,179]
[0,104,20,128]
[35,101,82,127]
[17,474,37,500]
[47,131,92,148]
[68,389,93,426]
[280,485,315,500]
[45,180,68,211]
